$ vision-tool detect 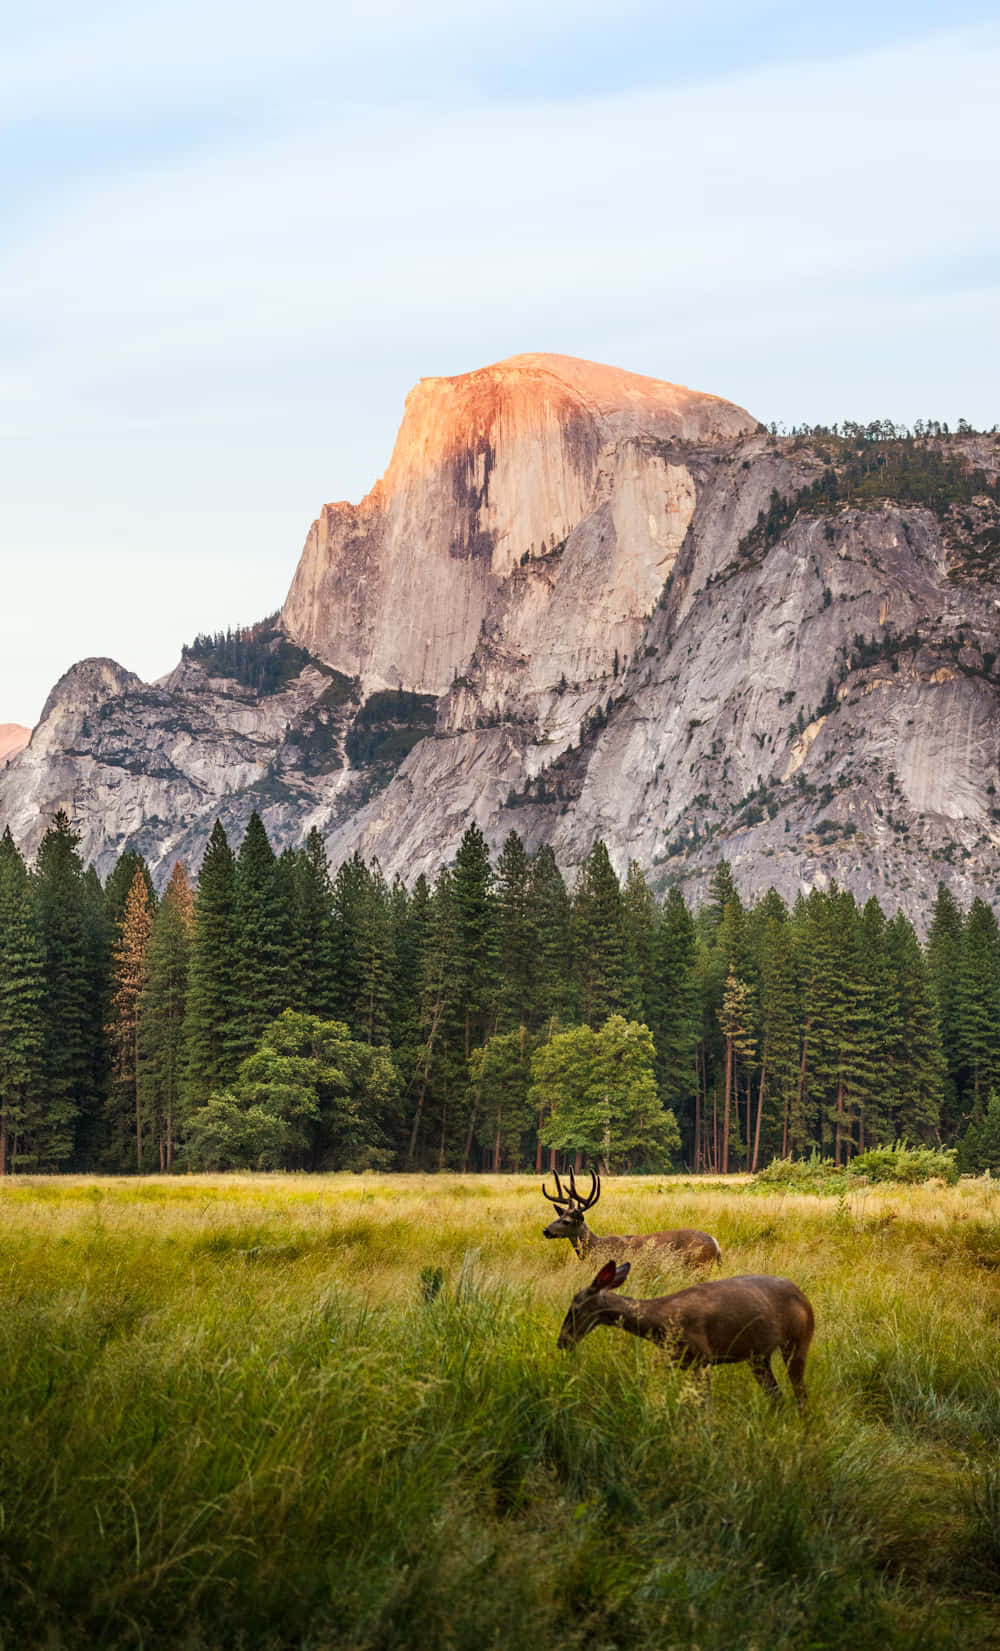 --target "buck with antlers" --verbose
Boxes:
[557,1259,814,1406]
[541,1168,721,1268]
